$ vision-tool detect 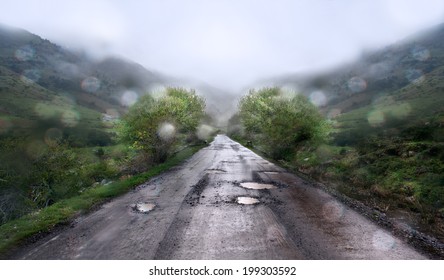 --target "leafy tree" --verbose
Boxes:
[239,87,329,159]
[119,87,205,163]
